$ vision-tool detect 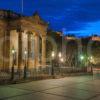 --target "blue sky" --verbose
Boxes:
[0,0,100,37]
